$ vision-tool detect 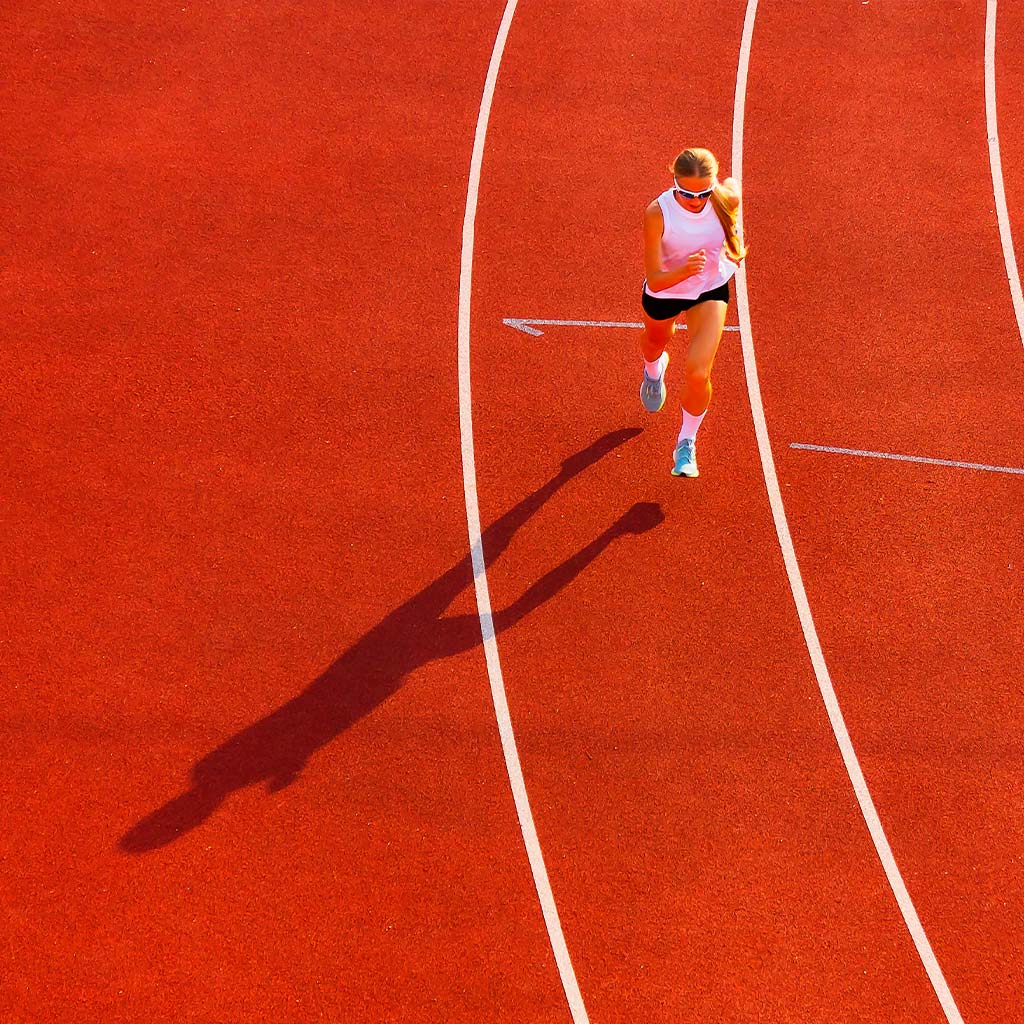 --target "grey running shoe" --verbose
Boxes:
[671,437,699,477]
[639,352,669,412]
